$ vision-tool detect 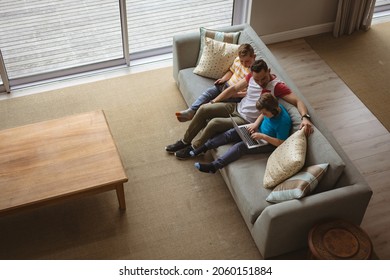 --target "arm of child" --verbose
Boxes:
[214,70,233,85]
[246,114,263,133]
[212,78,248,103]
[252,133,284,147]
